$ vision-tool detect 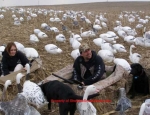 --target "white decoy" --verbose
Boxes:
[41,23,48,29]
[139,99,150,115]
[124,35,135,44]
[129,45,141,63]
[50,27,59,33]
[113,44,127,53]
[101,22,107,28]
[20,17,24,22]
[16,69,48,109]
[14,41,25,53]
[93,38,106,47]
[98,50,114,62]
[34,29,41,35]
[134,37,145,46]
[93,22,102,31]
[0,14,4,19]
[55,34,66,42]
[0,80,41,115]
[77,85,99,115]
[115,88,131,115]
[23,47,39,59]
[101,42,117,54]
[30,34,39,43]
[113,58,131,73]
[73,34,82,41]
[45,44,62,54]
[71,35,81,50]
[38,32,48,39]
[100,33,116,43]
[71,49,80,60]
[107,31,119,39]
[0,45,5,57]
[14,20,21,26]
[117,30,127,39]
[80,27,91,38]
